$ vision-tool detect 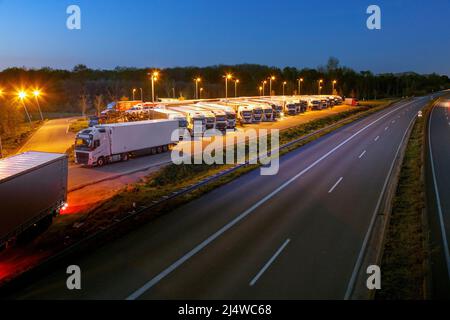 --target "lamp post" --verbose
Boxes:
[18,91,32,125]
[33,90,44,121]
[269,76,275,96]
[148,71,159,102]
[200,87,204,99]
[132,88,136,100]
[332,80,337,95]
[234,79,239,97]
[298,78,303,95]
[282,81,287,96]
[194,77,201,99]
[224,74,233,99]
[262,81,267,96]
[139,88,143,101]
[259,86,263,96]
[318,79,323,95]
